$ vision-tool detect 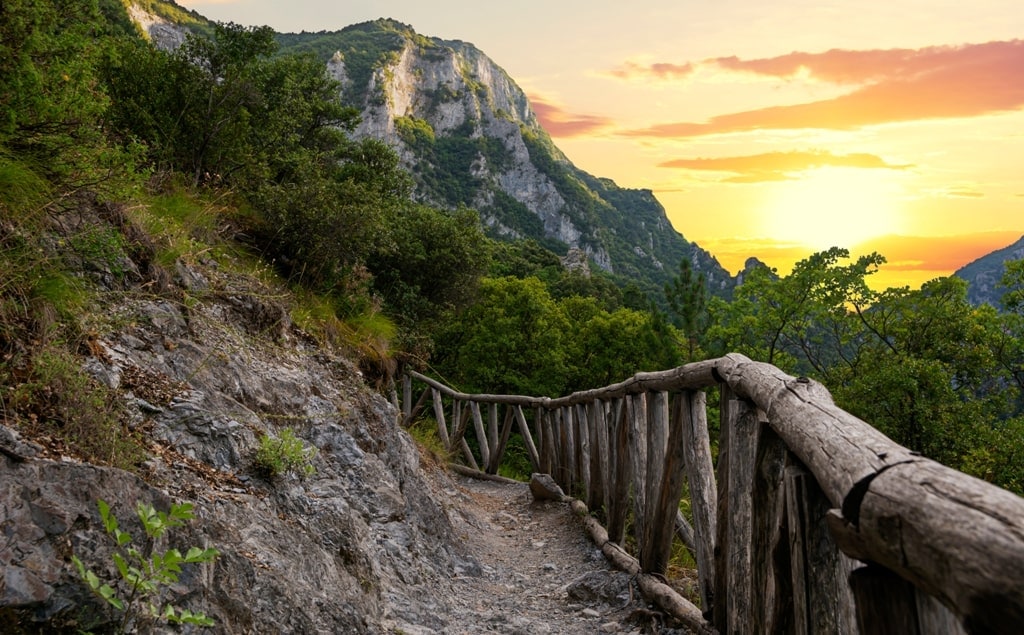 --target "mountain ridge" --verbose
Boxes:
[271,18,736,298]
[954,234,1024,307]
